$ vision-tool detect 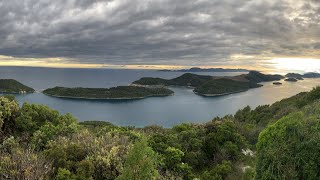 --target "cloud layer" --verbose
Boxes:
[0,0,319,66]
